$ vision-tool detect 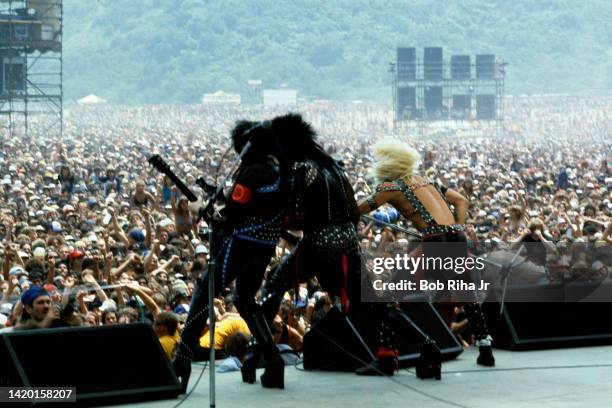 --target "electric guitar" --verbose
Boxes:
[148,154,198,202]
